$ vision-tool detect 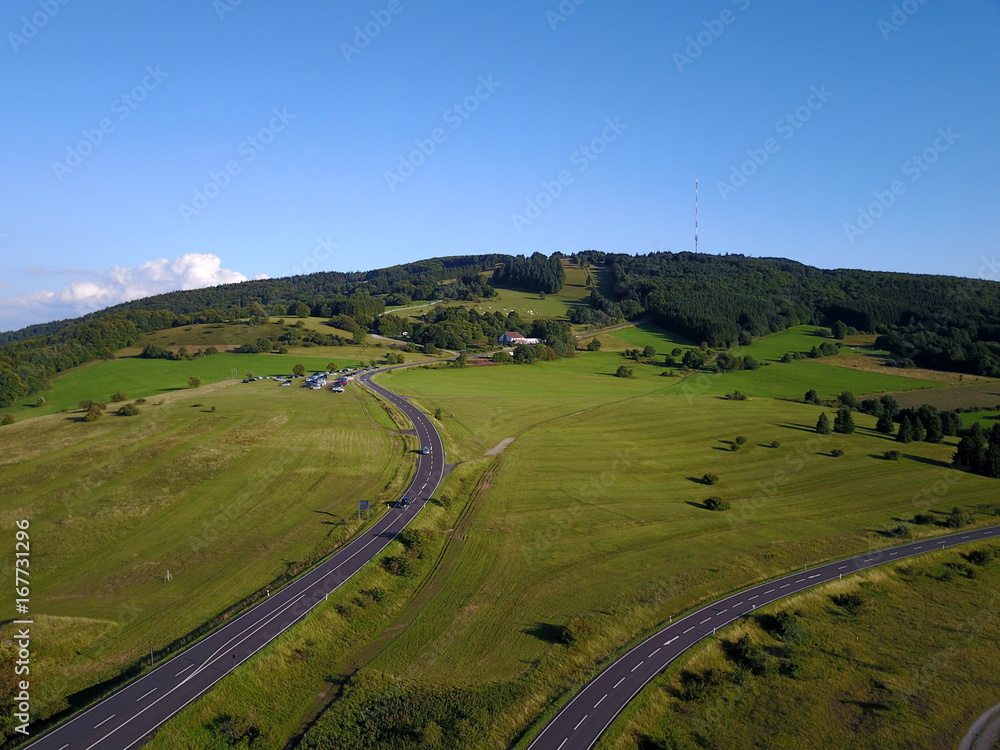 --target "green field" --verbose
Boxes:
[0,380,413,732]
[155,352,986,749]
[600,544,1000,750]
[3,342,994,749]
[600,321,696,352]
[0,347,431,423]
